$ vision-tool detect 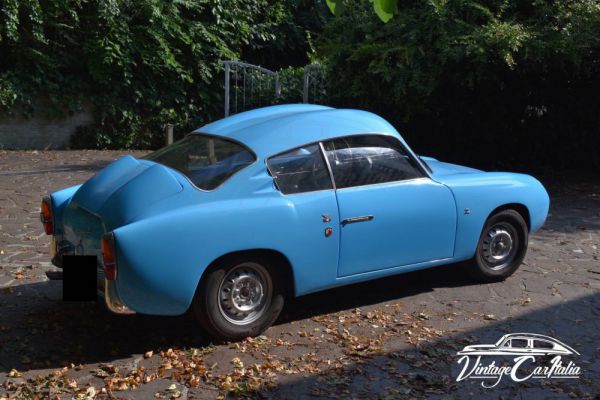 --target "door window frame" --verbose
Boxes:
[266,133,432,195]
[265,142,335,195]
[320,133,430,190]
